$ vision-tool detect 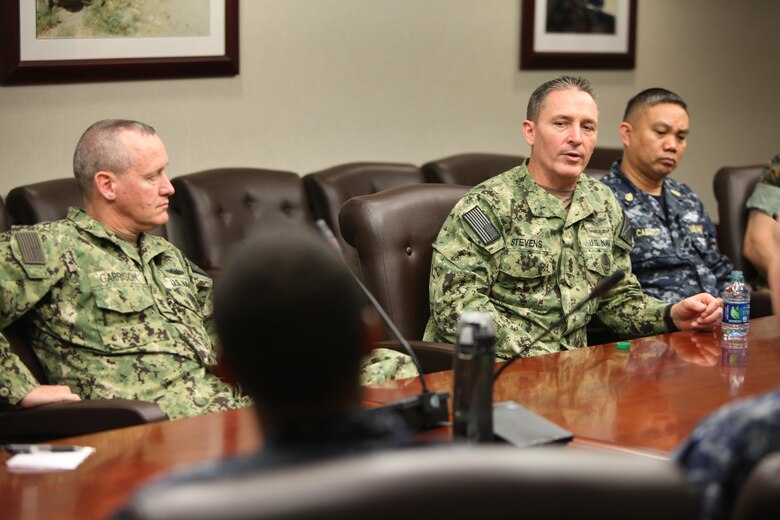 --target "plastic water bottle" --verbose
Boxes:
[722,270,750,339]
